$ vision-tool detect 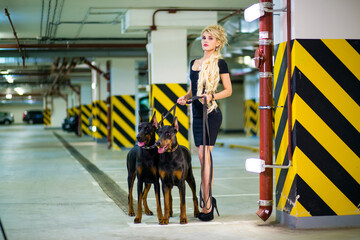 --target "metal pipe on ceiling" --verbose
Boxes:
[0,43,146,49]
[150,8,242,30]
[47,57,68,95]
[50,57,60,75]
[4,8,26,67]
[51,0,64,39]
